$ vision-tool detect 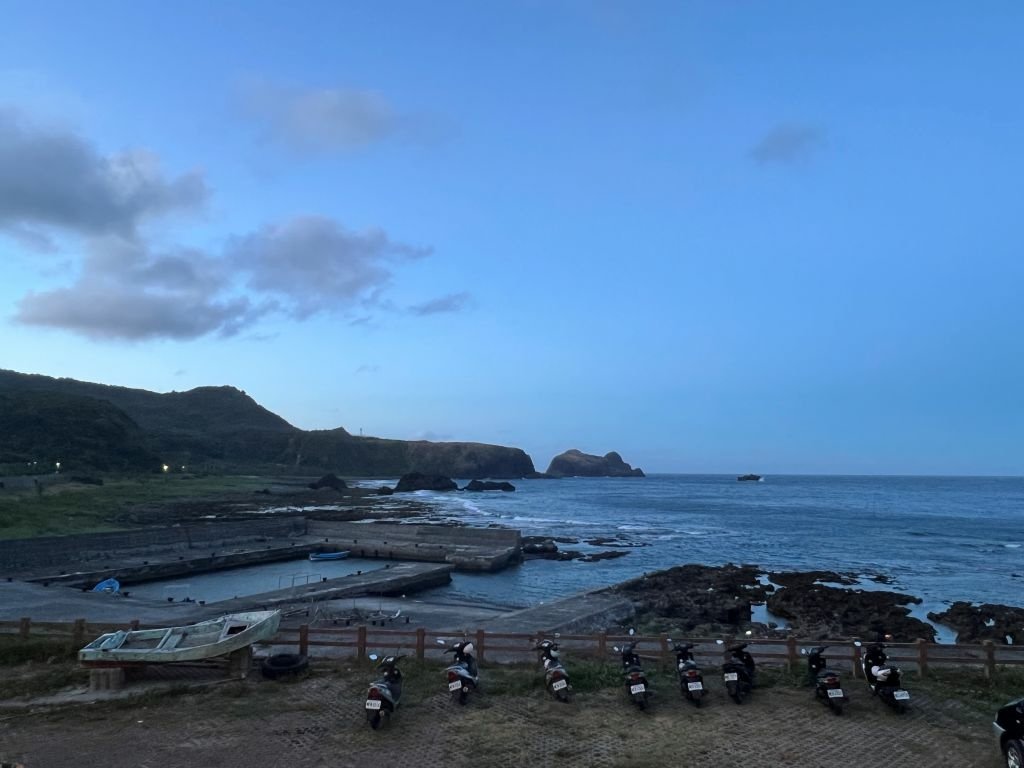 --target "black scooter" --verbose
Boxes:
[364,653,404,729]
[856,639,910,713]
[994,697,1024,768]
[614,631,651,710]
[535,638,573,702]
[668,638,705,707]
[441,639,479,705]
[804,646,848,715]
[718,639,756,704]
